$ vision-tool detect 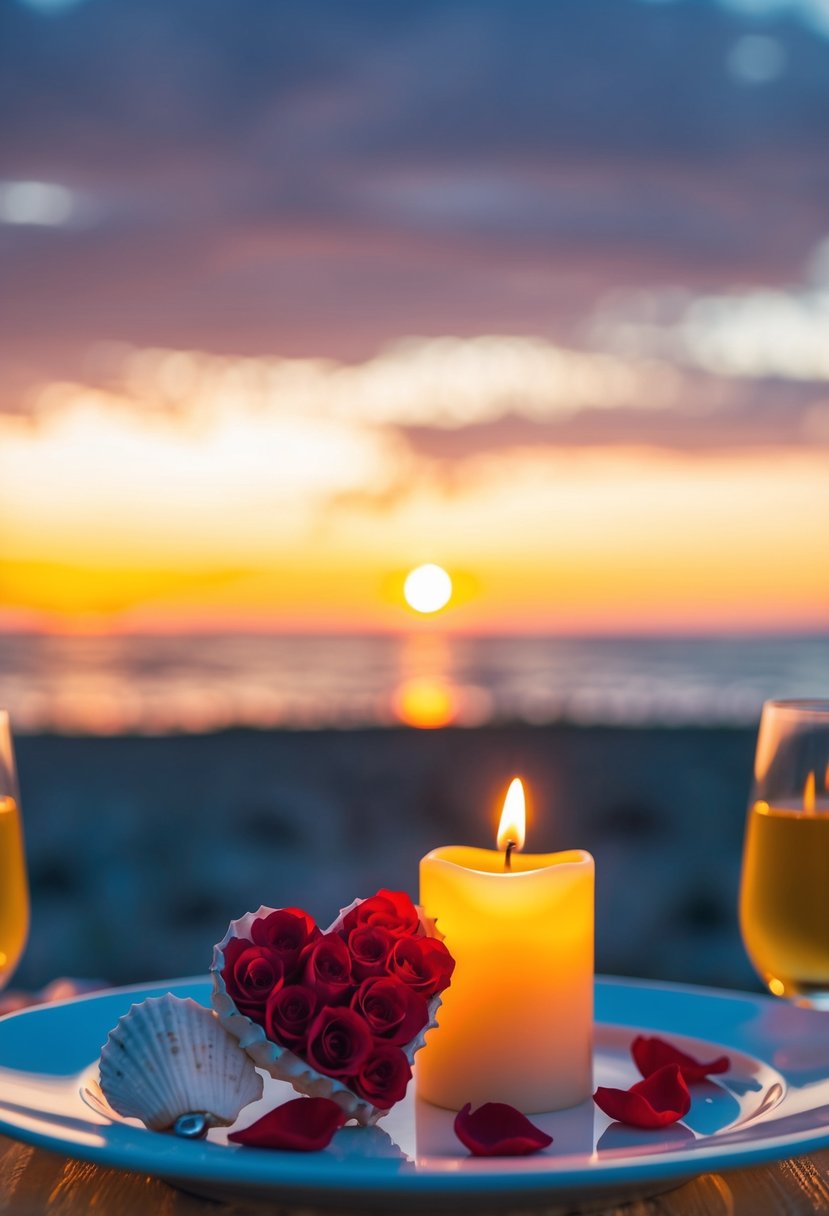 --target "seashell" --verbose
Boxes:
[99,993,263,1132]
[211,899,444,1128]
